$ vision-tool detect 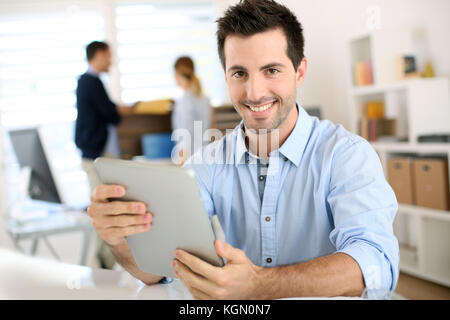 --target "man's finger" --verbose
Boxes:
[88,201,147,216]
[94,213,153,228]
[91,184,126,202]
[173,259,219,296]
[215,240,247,264]
[189,287,214,300]
[174,249,219,280]
[99,224,151,239]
